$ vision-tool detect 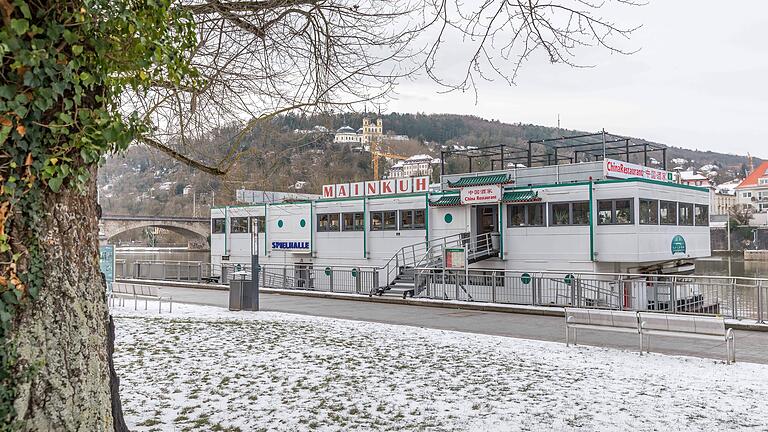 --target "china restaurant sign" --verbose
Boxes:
[322,176,430,199]
[603,158,673,182]
[460,185,502,204]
